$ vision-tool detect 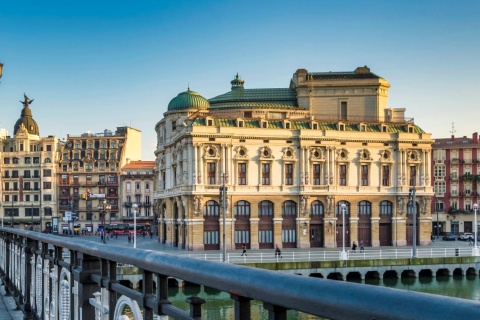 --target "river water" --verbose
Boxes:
[166,275,480,319]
